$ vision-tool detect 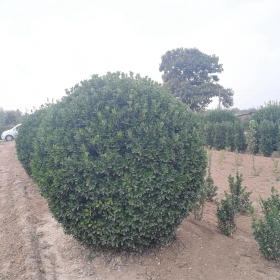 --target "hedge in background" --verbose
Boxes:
[16,106,50,176]
[250,102,280,156]
[246,120,259,154]
[258,120,277,157]
[31,72,207,250]
[251,101,280,124]
[233,121,247,153]
[204,121,246,152]
[203,109,238,123]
